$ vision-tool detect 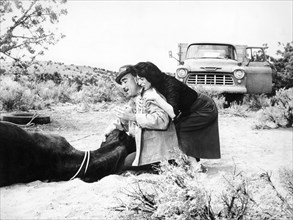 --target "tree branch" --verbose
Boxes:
[11,33,54,40]
[0,51,20,62]
[8,0,37,33]
[0,1,37,46]
[0,0,67,63]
